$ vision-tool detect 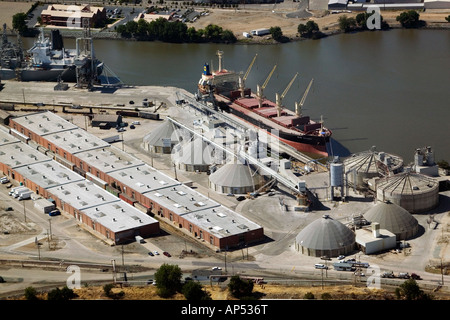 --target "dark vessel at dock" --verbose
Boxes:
[197,51,332,157]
